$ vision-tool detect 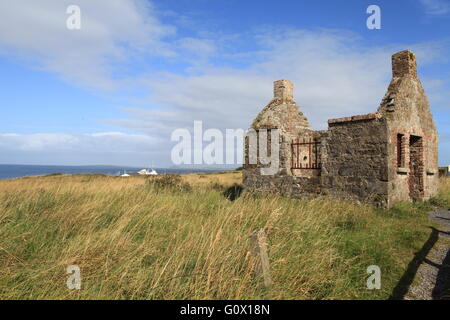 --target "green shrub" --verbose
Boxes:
[145,174,192,192]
